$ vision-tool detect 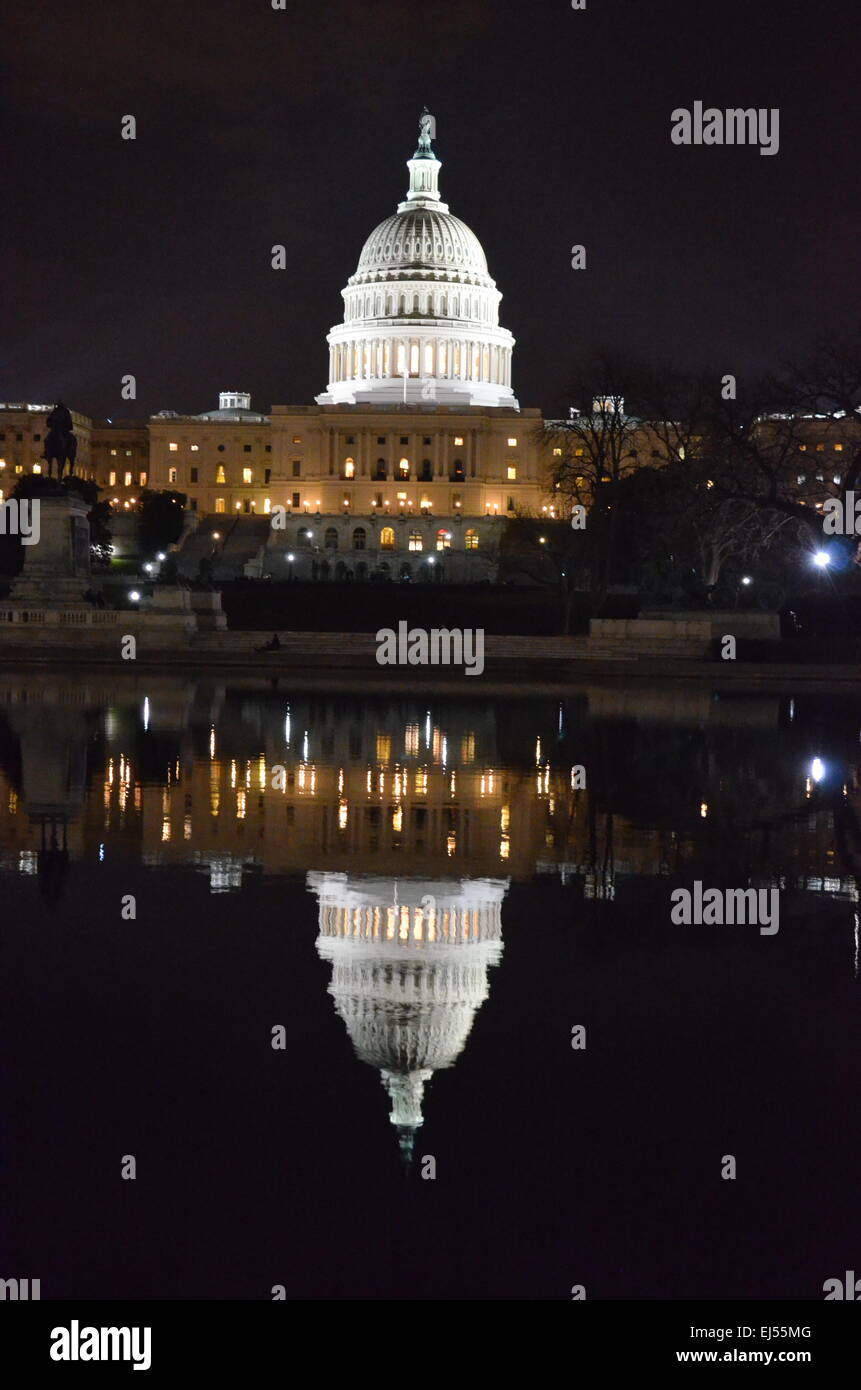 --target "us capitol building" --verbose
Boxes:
[0,111,553,584]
